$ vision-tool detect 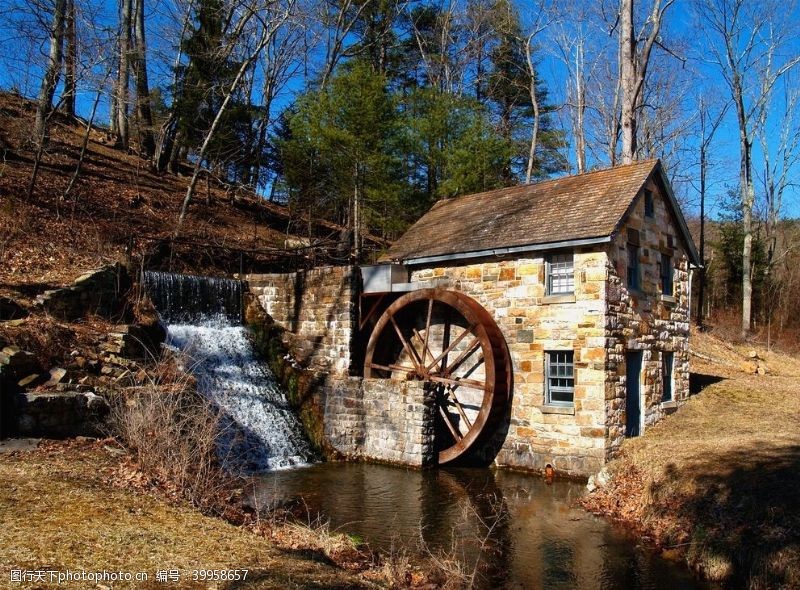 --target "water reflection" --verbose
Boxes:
[253,463,713,590]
